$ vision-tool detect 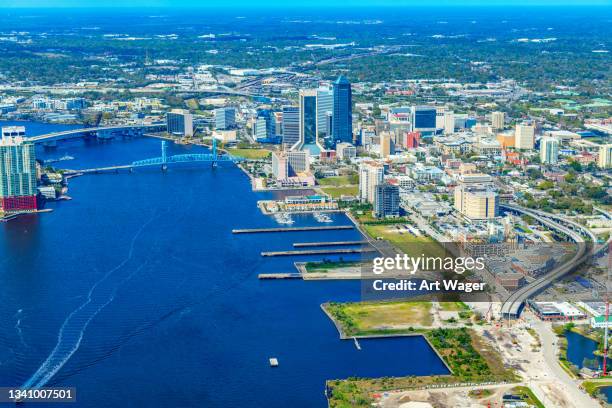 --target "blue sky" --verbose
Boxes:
[0,0,609,7]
